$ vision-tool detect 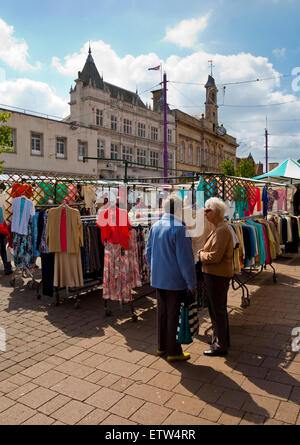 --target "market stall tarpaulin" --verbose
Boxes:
[252,158,300,184]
